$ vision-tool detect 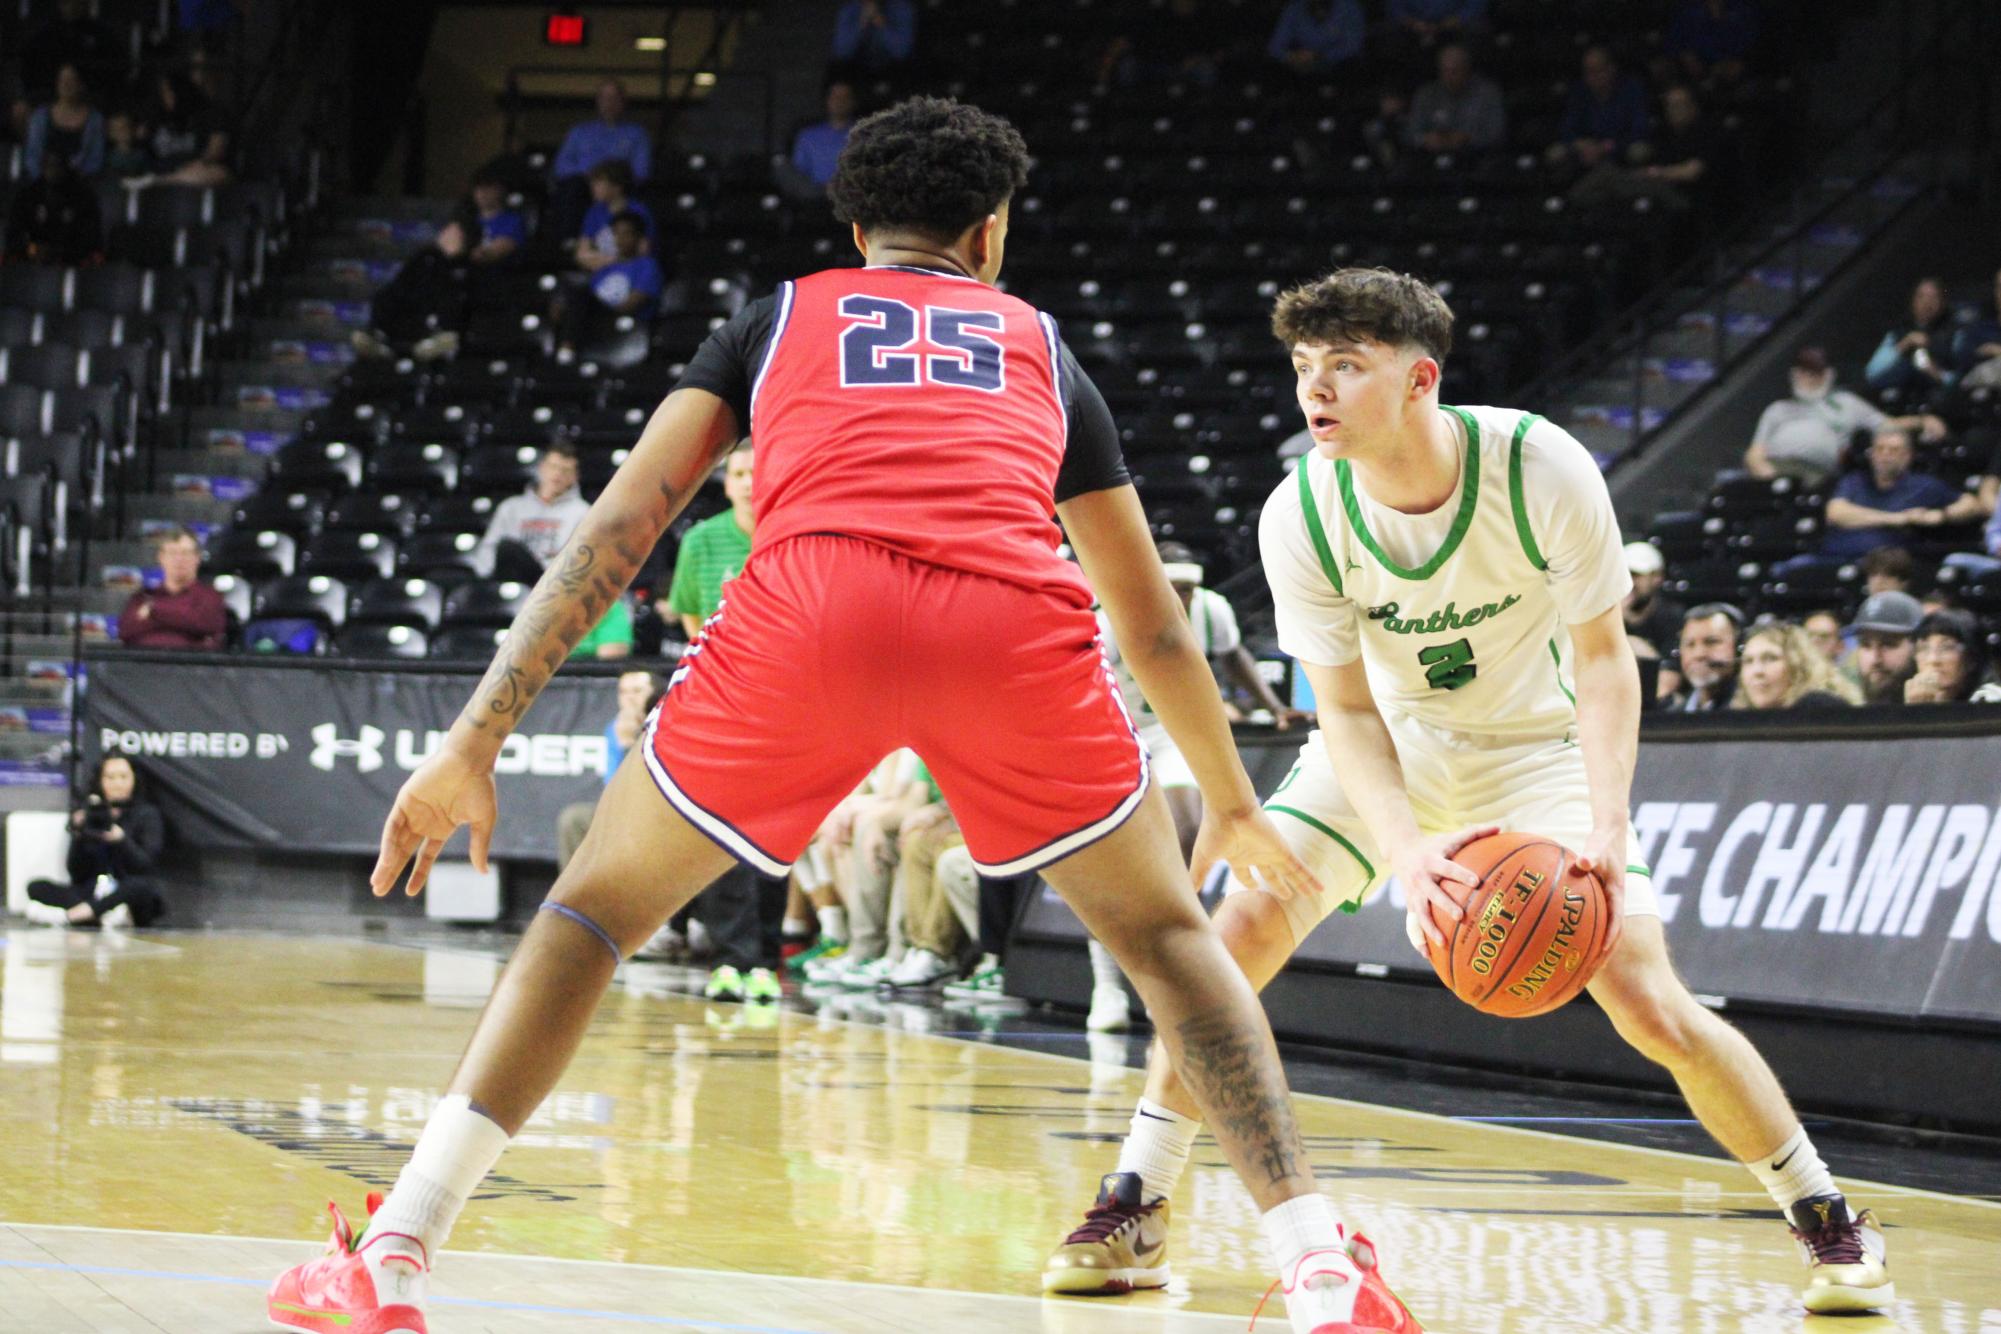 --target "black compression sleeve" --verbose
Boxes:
[672,293,778,435]
[1053,344,1131,502]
